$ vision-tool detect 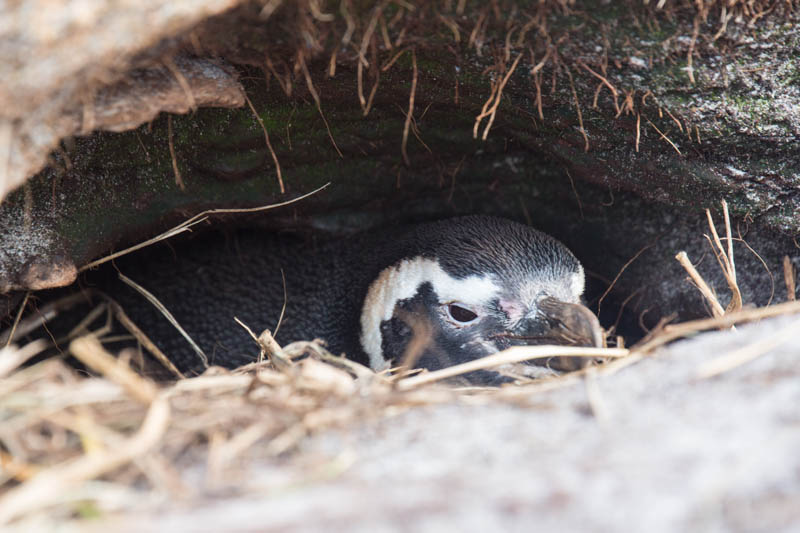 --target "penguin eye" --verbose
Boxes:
[447,303,479,323]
